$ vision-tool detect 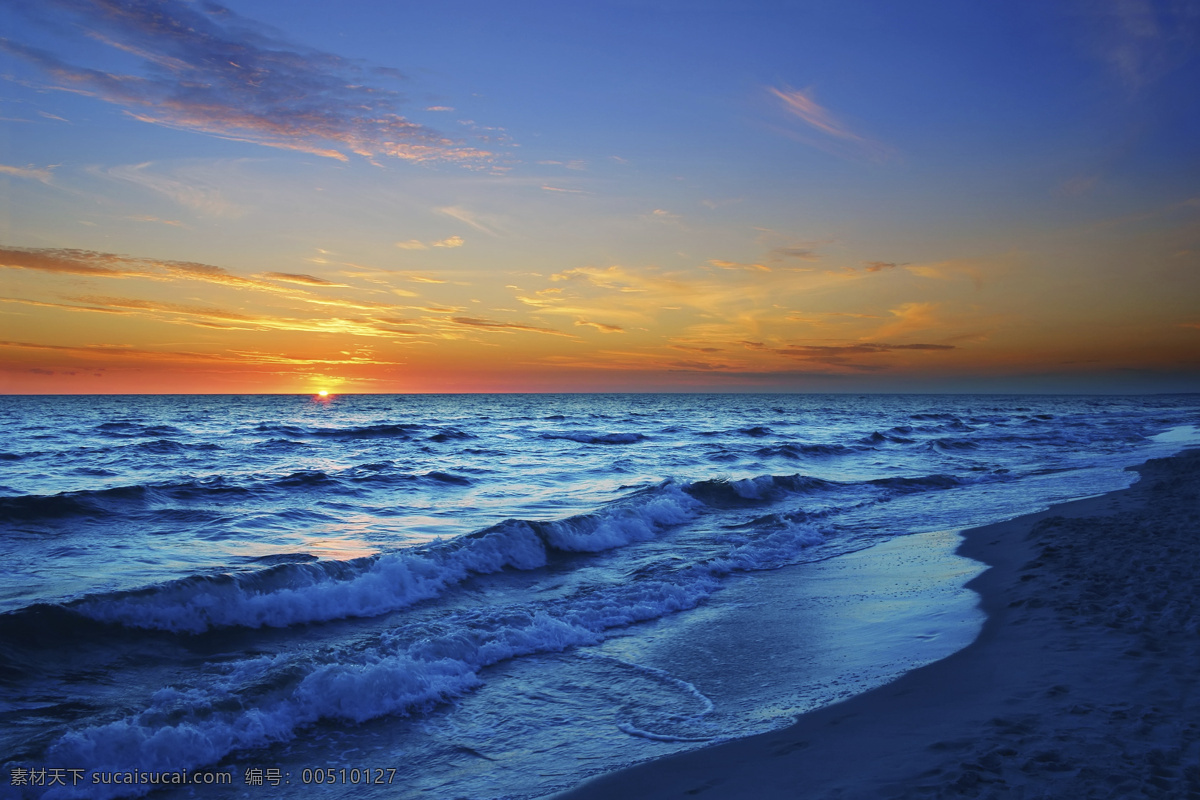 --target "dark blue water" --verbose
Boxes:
[1,394,1198,798]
